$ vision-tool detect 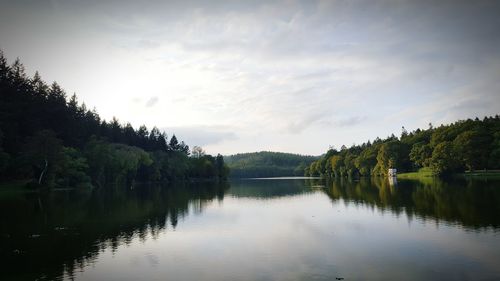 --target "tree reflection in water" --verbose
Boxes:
[321,177,500,230]
[0,182,228,280]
